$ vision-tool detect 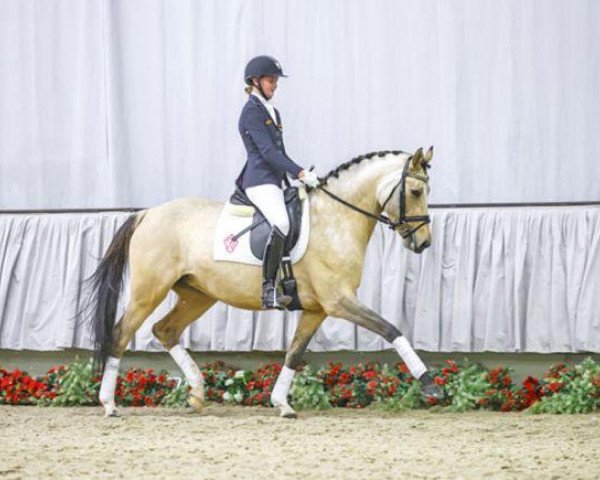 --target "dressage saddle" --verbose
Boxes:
[229,186,303,260]
[228,186,304,311]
